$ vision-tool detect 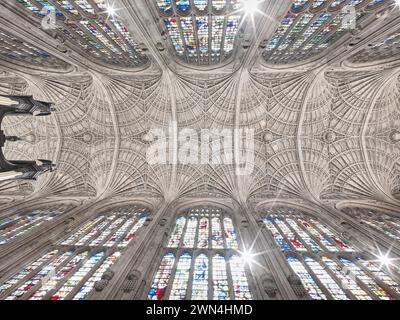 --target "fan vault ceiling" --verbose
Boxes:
[0,0,399,208]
